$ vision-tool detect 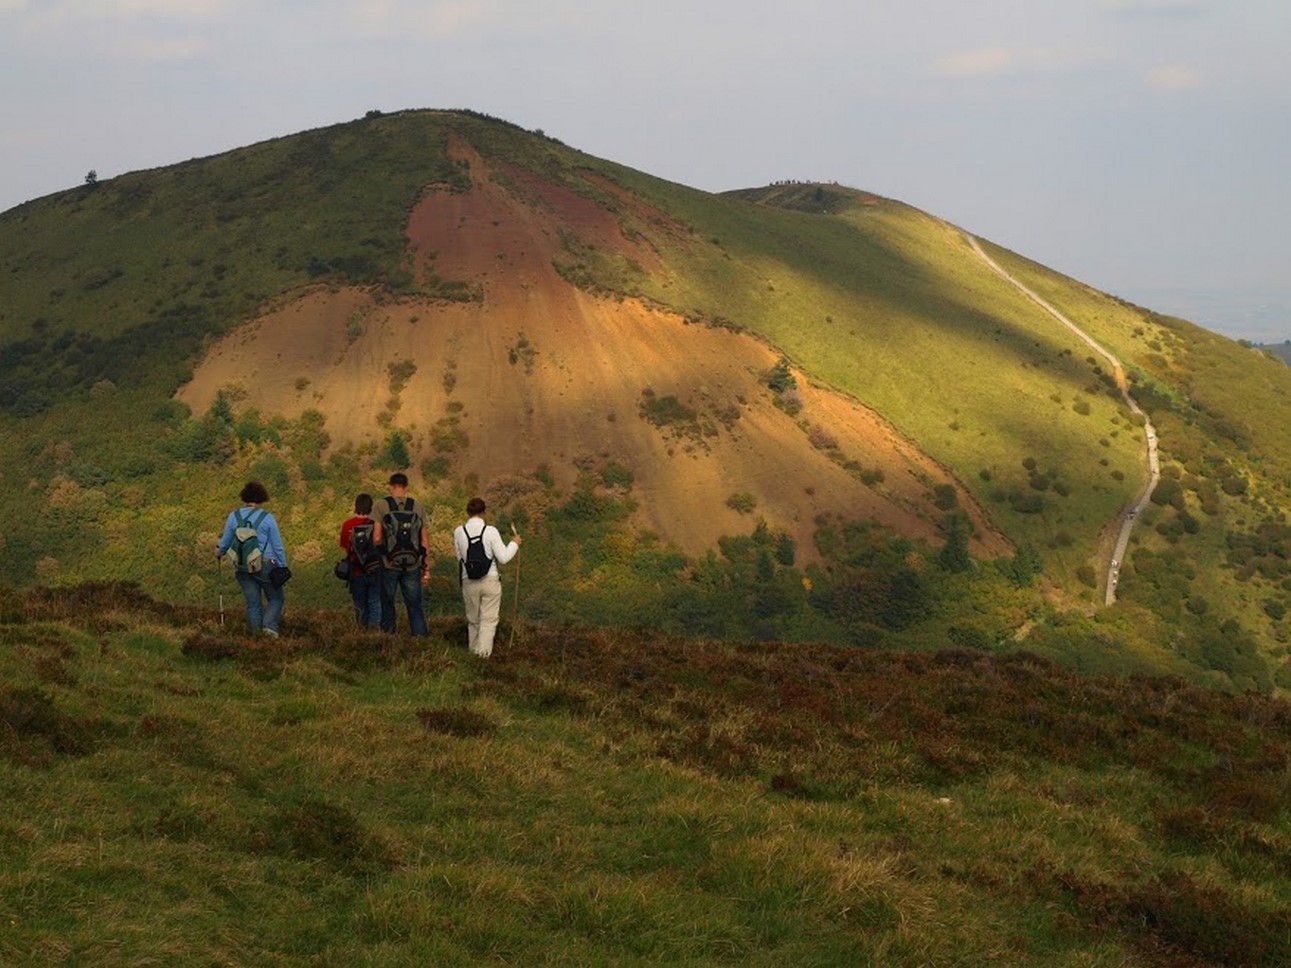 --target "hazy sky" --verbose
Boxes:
[3,0,1288,339]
